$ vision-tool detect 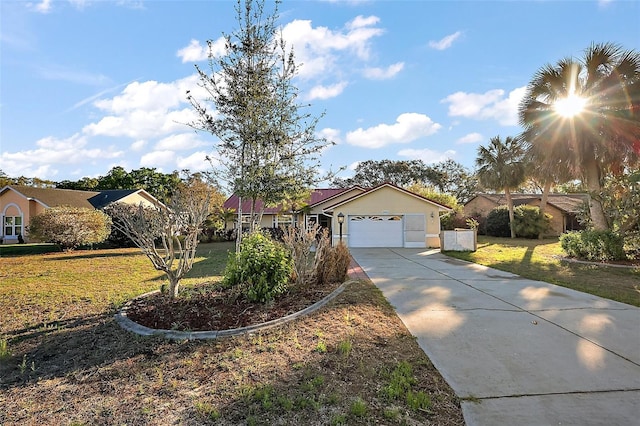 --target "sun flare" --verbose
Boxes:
[555,94,587,118]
